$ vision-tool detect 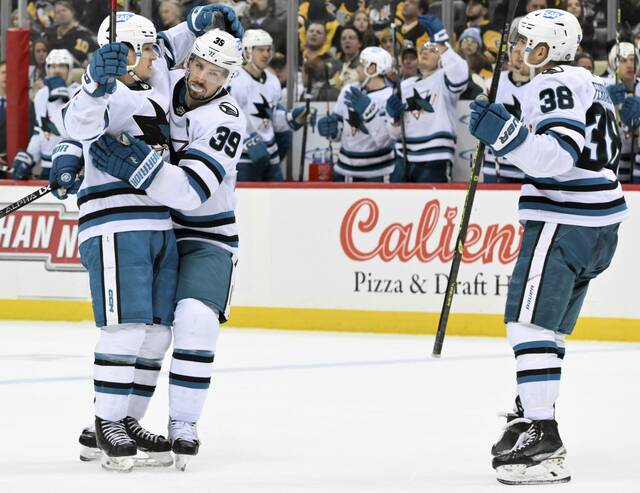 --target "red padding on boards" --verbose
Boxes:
[5,28,31,166]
